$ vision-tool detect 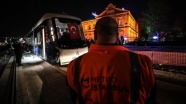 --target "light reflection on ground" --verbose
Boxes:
[21,52,43,64]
